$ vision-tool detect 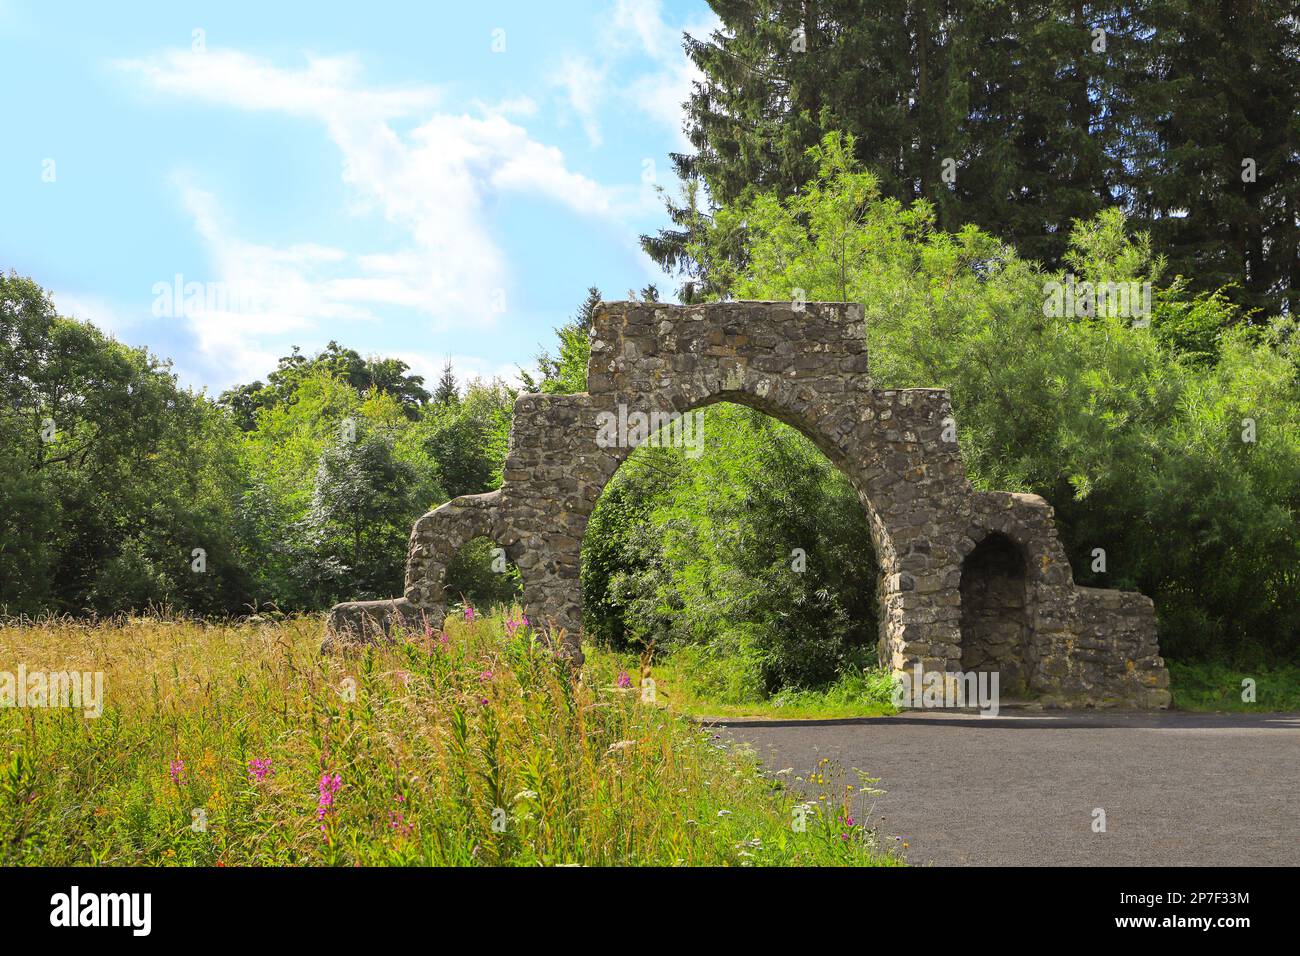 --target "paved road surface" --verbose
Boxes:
[711,711,1300,866]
